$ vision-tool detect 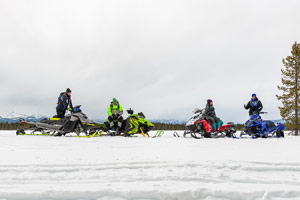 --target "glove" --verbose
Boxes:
[68,108,73,111]
[244,104,247,109]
